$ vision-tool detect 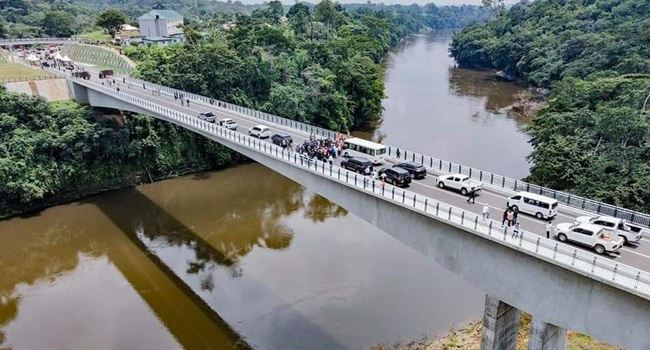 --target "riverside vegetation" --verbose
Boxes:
[450,0,650,212]
[0,1,489,218]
